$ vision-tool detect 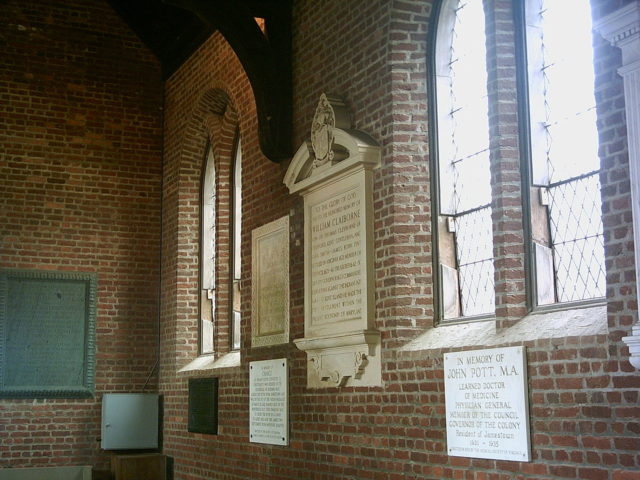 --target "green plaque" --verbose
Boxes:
[0,269,97,398]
